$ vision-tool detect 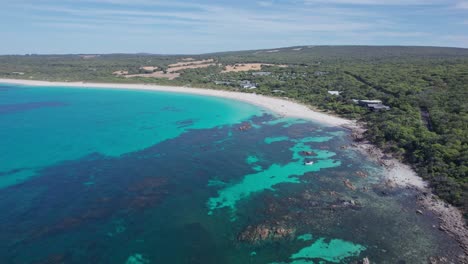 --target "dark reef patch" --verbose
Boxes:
[0,101,67,114]
[0,114,463,263]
